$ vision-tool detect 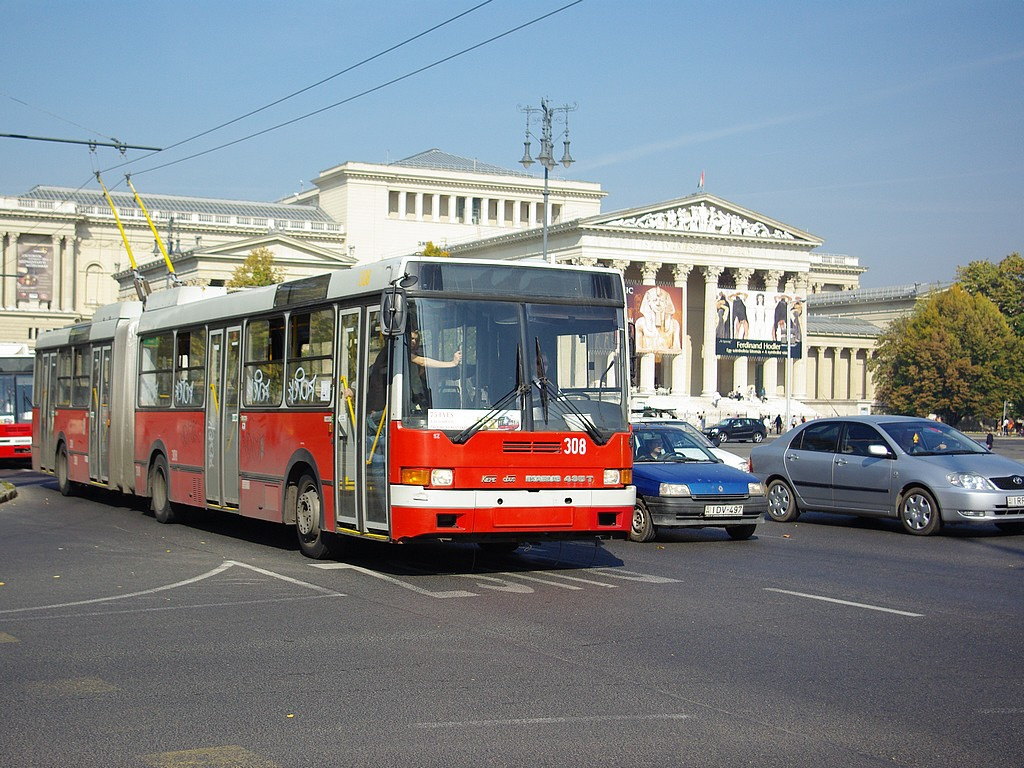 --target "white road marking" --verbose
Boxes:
[764,588,924,617]
[0,560,343,615]
[414,713,692,729]
[310,562,477,598]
